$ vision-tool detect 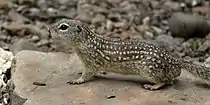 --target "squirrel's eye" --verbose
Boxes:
[58,23,69,31]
